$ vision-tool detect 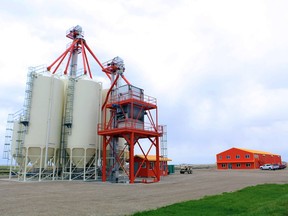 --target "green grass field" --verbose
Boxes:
[132,184,288,216]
